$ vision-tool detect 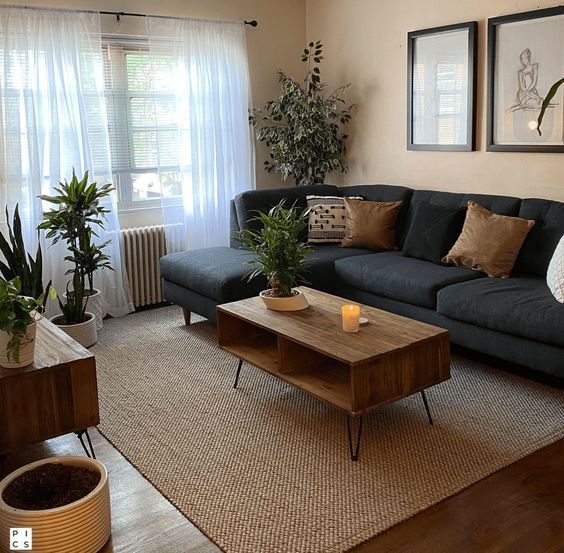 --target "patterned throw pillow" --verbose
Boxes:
[547,235,564,303]
[307,195,363,243]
